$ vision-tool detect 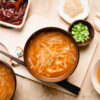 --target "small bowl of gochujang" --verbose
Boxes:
[0,0,30,28]
[68,20,94,47]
